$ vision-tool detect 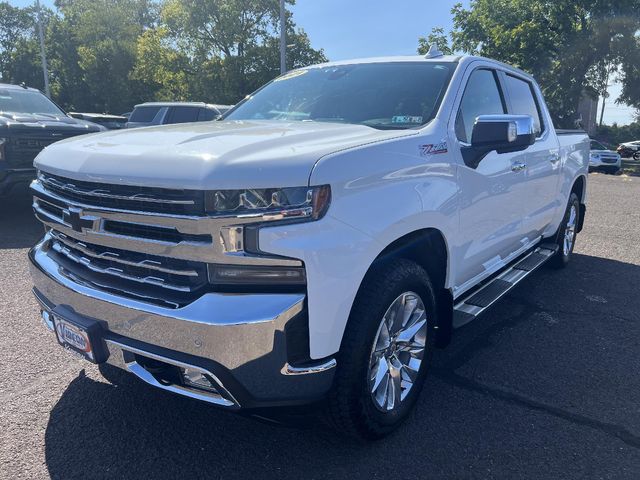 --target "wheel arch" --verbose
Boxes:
[571,174,587,233]
[351,228,454,349]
